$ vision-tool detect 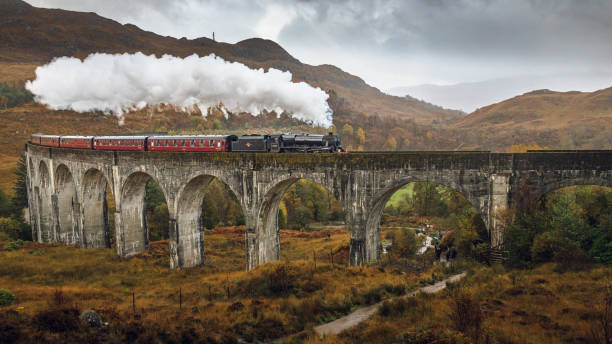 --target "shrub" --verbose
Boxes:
[0,289,15,306]
[3,239,25,251]
[34,308,80,332]
[448,290,483,341]
[379,297,417,318]
[531,231,570,263]
[0,83,34,108]
[0,217,22,241]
